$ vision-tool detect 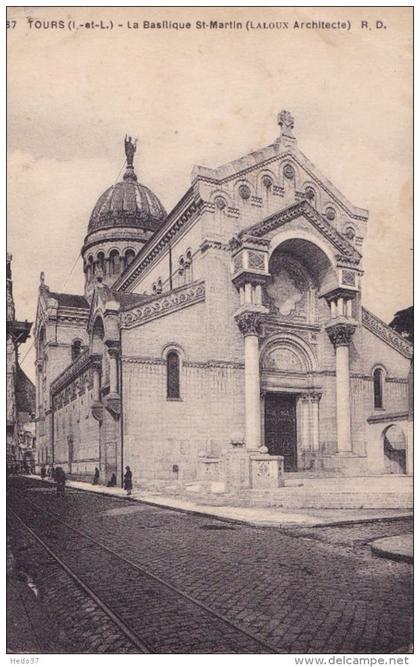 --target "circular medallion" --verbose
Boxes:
[214,196,226,210]
[345,227,355,240]
[325,206,336,221]
[305,186,315,201]
[283,164,295,180]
